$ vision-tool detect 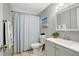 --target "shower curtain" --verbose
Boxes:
[12,12,40,53]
